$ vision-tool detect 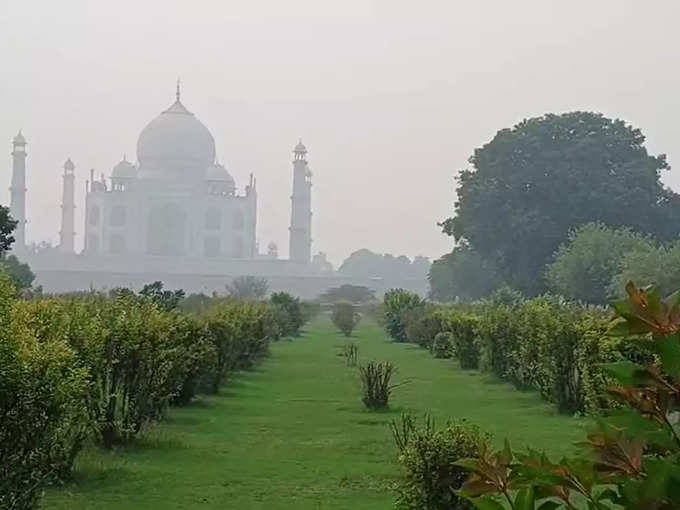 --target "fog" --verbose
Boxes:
[2,0,680,265]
